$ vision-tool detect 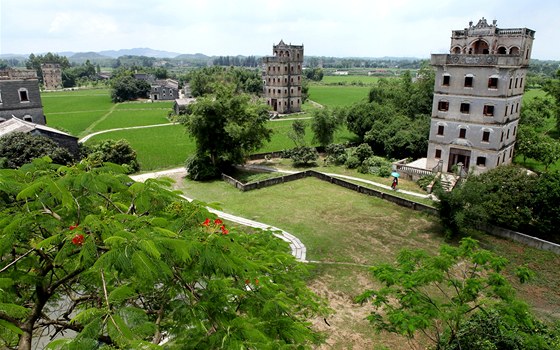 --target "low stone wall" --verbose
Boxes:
[477,224,560,254]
